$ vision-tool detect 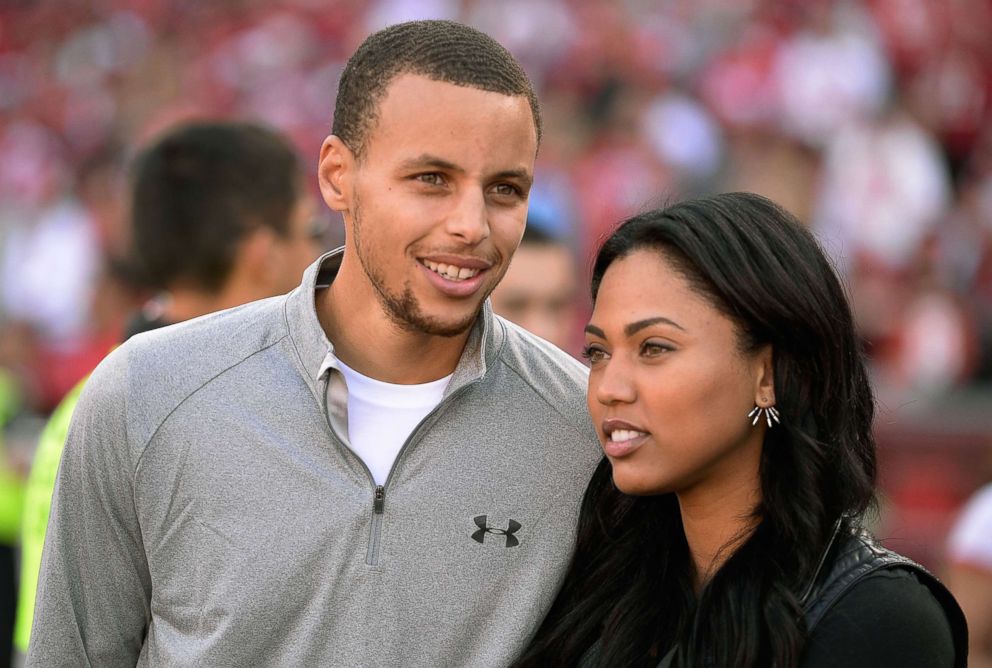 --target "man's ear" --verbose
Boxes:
[753,344,776,407]
[318,135,354,213]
